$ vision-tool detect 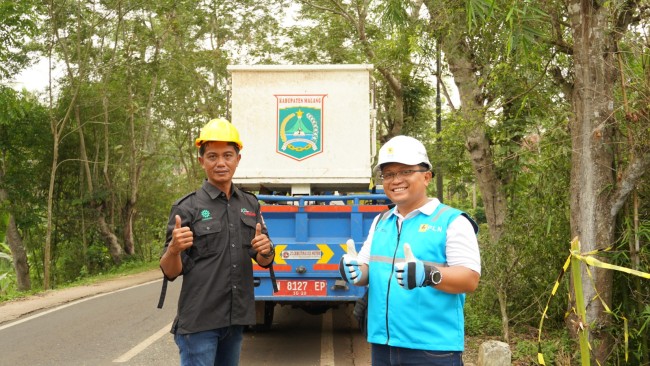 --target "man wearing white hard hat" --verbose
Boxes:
[339,135,481,365]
